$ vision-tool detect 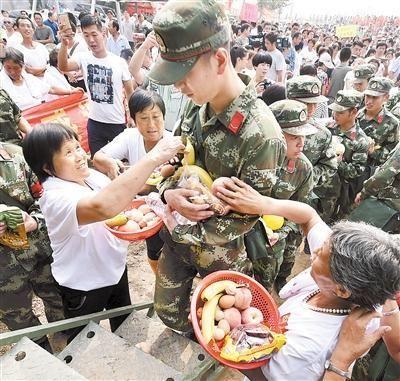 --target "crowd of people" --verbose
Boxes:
[0,1,399,380]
